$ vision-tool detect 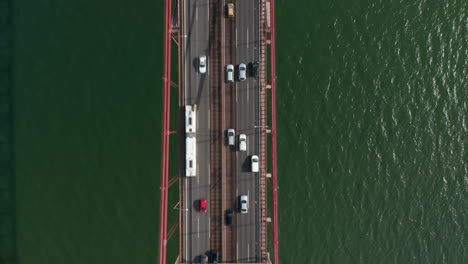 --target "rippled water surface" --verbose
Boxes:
[277,0,467,263]
[10,0,468,263]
